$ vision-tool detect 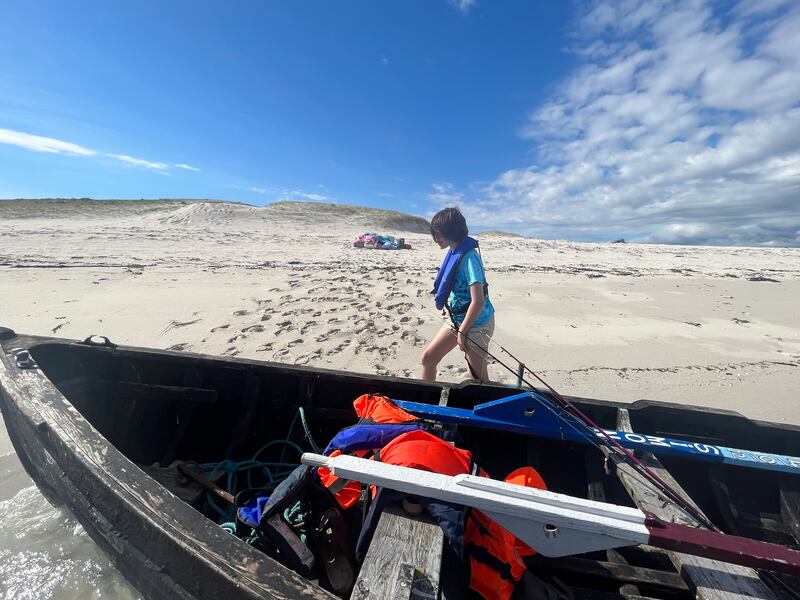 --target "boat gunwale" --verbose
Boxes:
[11,329,800,440]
